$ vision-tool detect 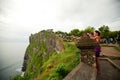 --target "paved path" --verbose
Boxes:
[101,46,120,67]
[101,47,120,57]
[96,47,120,80]
[96,60,120,80]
